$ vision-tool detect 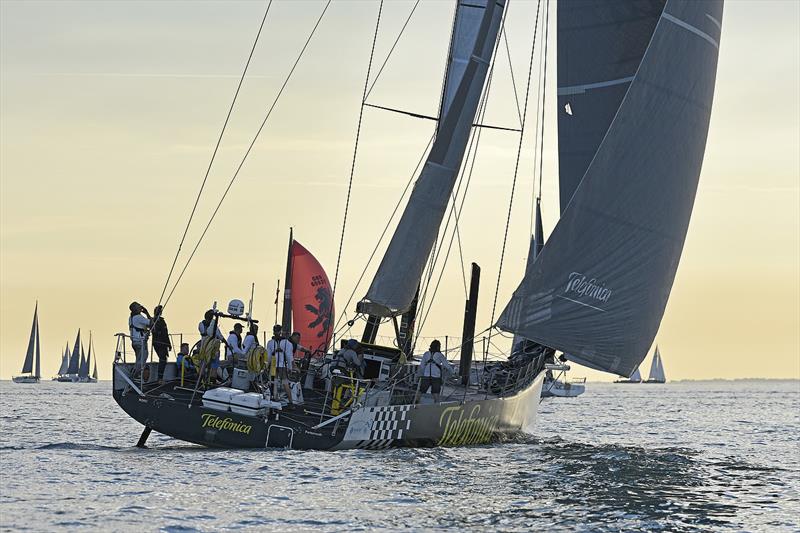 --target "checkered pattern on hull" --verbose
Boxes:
[354,405,412,448]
